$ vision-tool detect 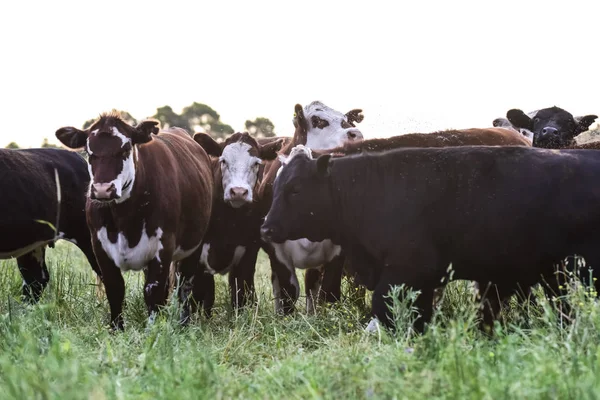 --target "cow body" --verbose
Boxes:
[262,146,600,332]
[258,101,364,314]
[0,148,101,301]
[56,115,213,330]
